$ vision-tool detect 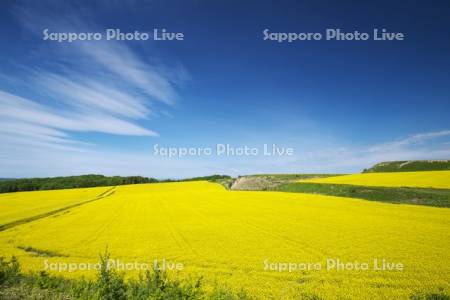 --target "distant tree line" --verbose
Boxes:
[0,174,233,193]
[0,174,158,193]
